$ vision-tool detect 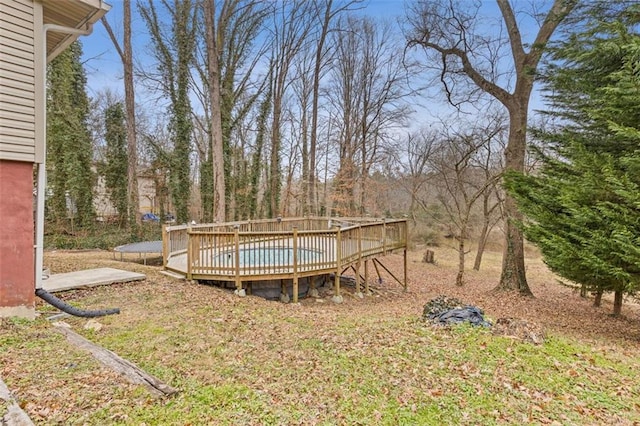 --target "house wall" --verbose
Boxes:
[0,0,44,164]
[0,160,35,318]
[0,0,39,318]
[93,173,164,220]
